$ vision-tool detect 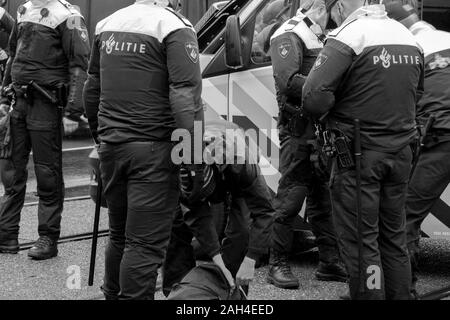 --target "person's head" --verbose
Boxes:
[384,0,420,29]
[304,0,332,31]
[263,0,290,25]
[300,0,316,11]
[329,0,372,26]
